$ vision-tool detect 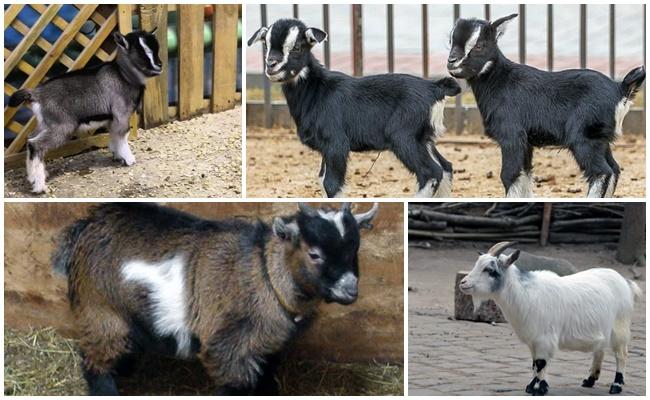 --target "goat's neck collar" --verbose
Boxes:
[115,56,146,87]
[264,239,319,323]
